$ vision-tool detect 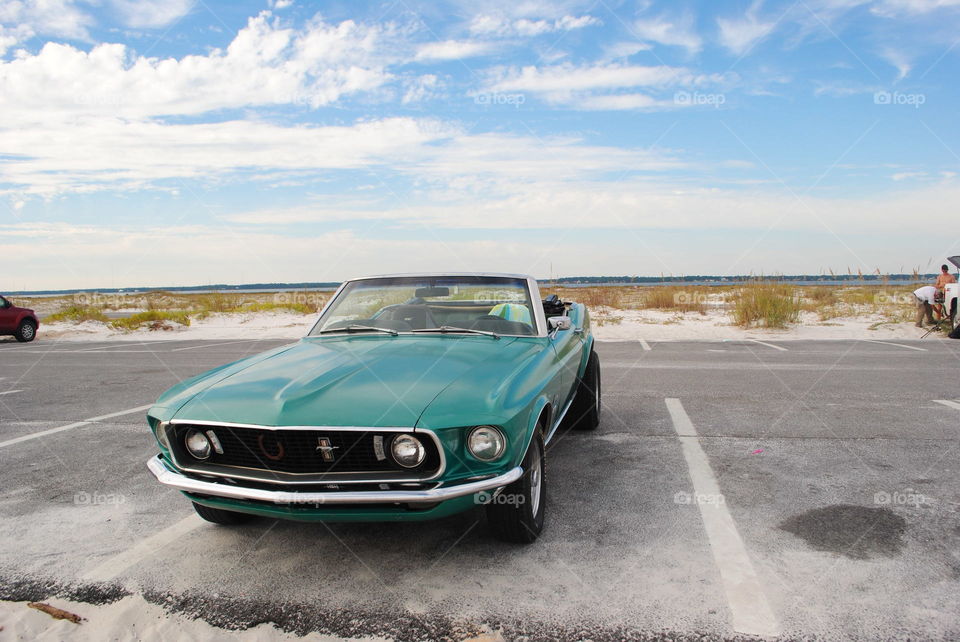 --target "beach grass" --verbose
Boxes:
[731,282,802,328]
[26,282,928,332]
[111,310,192,330]
[44,305,110,324]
